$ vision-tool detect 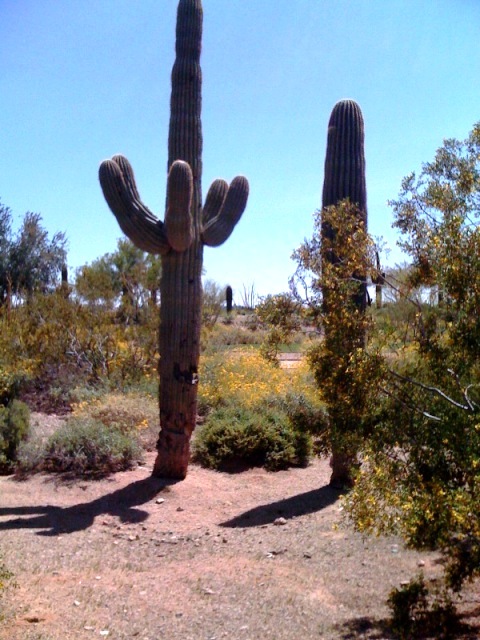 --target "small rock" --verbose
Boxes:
[303,552,312,559]
[100,631,109,637]
[156,498,165,504]
[83,626,95,631]
[418,560,425,567]
[74,600,81,607]
[274,517,287,526]
[176,506,185,512]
